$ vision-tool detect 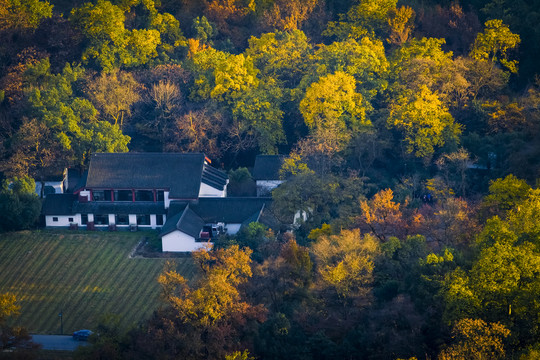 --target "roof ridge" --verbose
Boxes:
[176,203,190,231]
